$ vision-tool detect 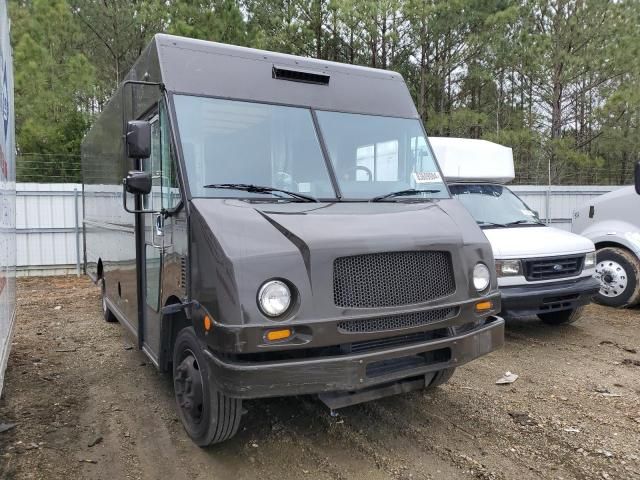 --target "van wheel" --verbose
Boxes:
[100,280,117,323]
[594,247,640,308]
[172,327,242,446]
[538,306,584,325]
[425,368,455,390]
